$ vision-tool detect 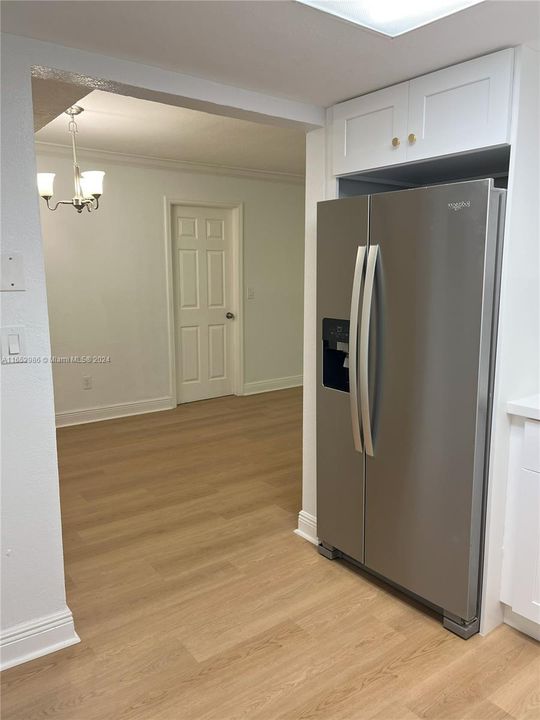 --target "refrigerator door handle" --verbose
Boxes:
[349,245,366,453]
[360,244,379,457]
